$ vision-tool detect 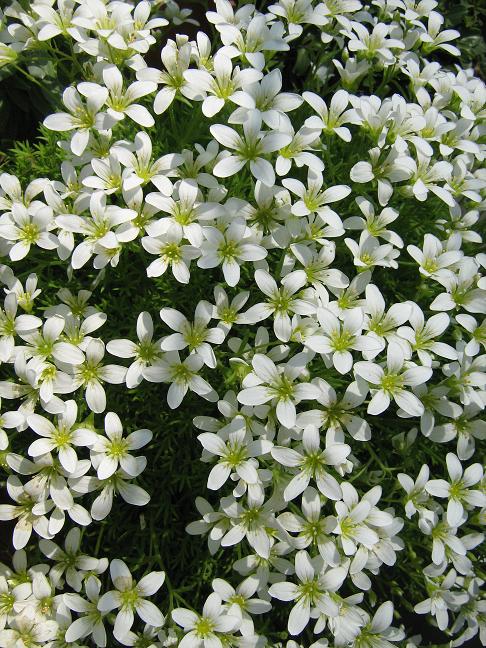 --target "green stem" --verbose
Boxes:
[13,64,50,93]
